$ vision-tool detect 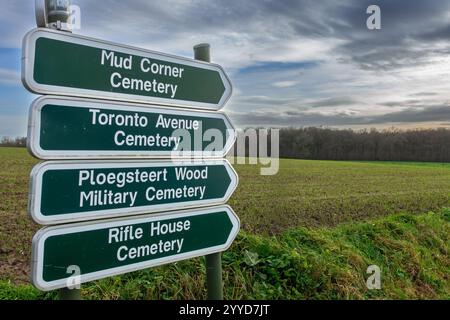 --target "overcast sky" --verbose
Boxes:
[1,0,450,136]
